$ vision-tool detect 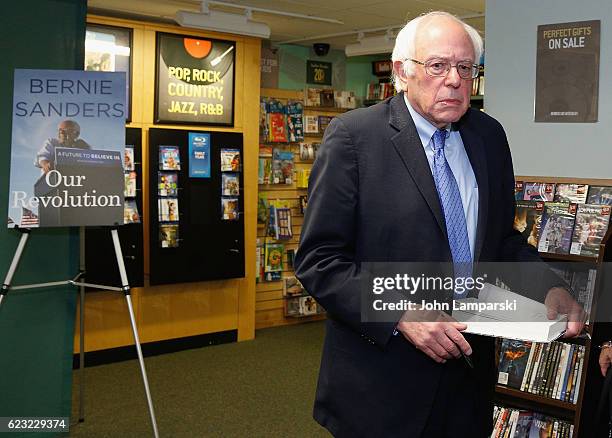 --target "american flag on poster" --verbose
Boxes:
[20,207,39,227]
